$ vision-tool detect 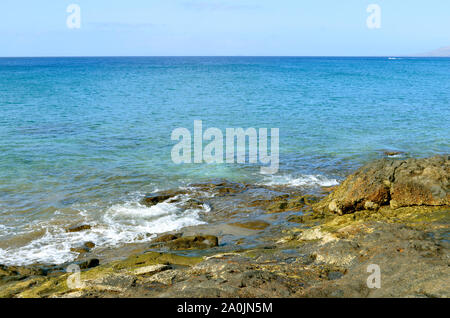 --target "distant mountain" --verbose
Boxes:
[414,46,450,57]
